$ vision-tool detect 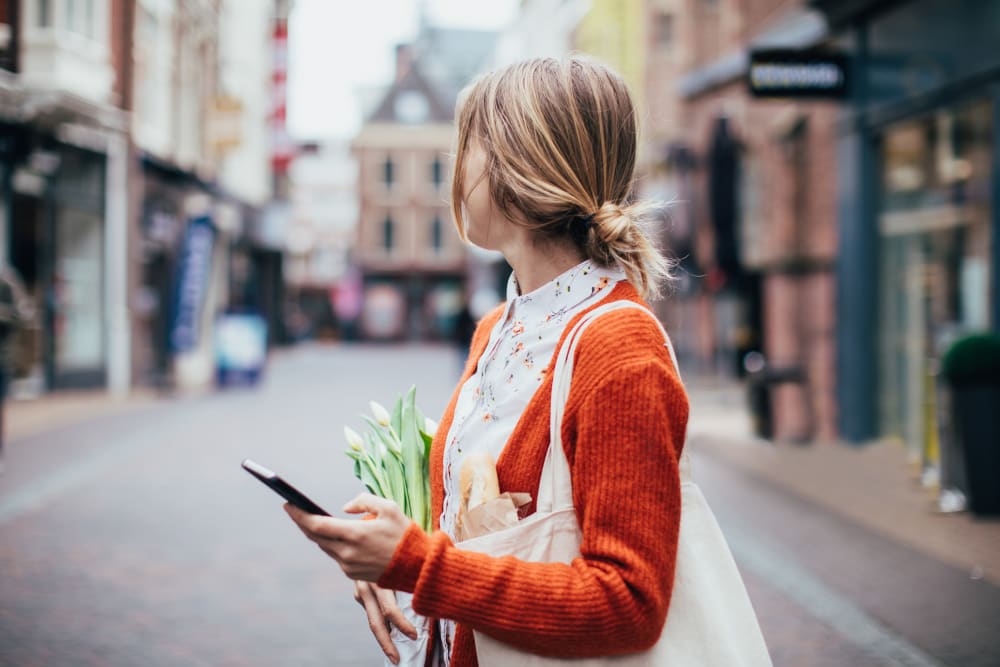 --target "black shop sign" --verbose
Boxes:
[748,49,848,99]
